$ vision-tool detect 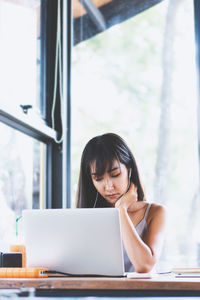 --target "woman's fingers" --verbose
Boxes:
[115,183,138,209]
[128,183,137,194]
[127,183,138,202]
